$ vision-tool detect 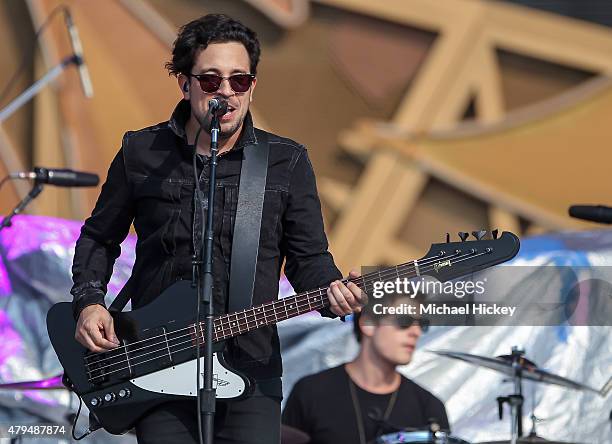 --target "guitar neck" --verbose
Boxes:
[208,261,424,342]
[203,233,508,342]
